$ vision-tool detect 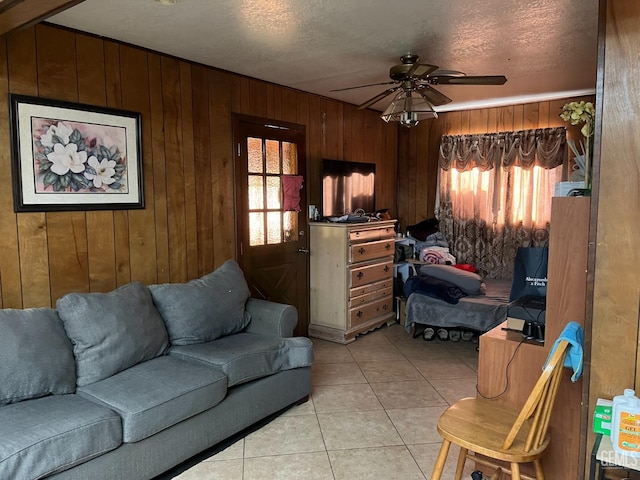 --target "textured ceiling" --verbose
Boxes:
[48,0,599,113]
